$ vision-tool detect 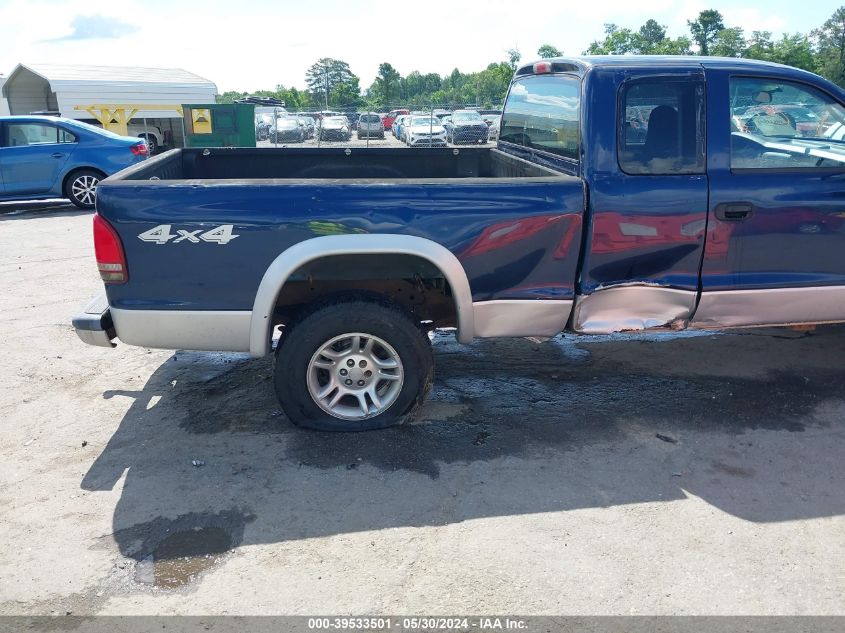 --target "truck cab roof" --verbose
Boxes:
[515,55,822,80]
